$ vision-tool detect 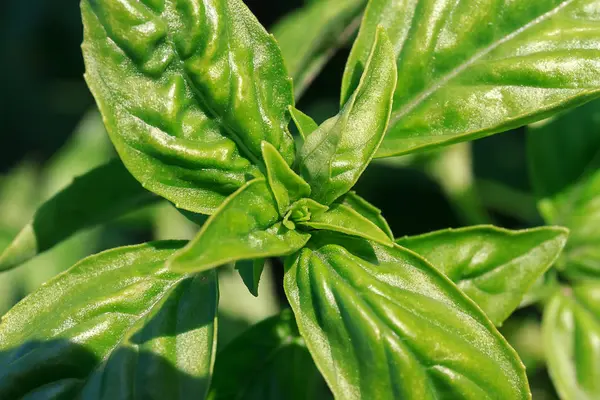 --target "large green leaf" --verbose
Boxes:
[300,27,396,204]
[343,0,600,157]
[0,160,157,272]
[82,0,295,215]
[528,100,600,279]
[397,225,568,325]
[168,179,310,273]
[0,242,218,399]
[285,233,530,399]
[209,309,330,400]
[543,282,600,400]
[272,0,366,100]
